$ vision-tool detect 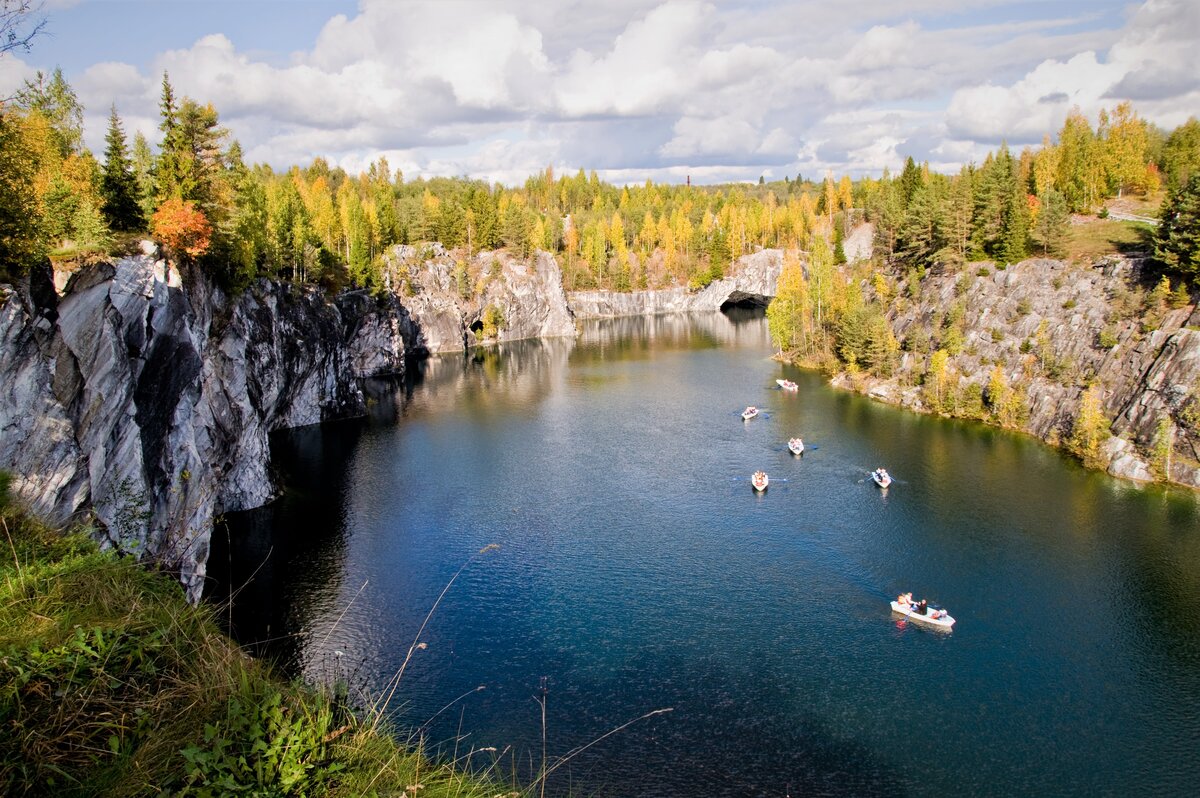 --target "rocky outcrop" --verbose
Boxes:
[1,242,579,601]
[836,255,1200,488]
[387,244,576,352]
[570,249,784,317]
[1,250,412,602]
